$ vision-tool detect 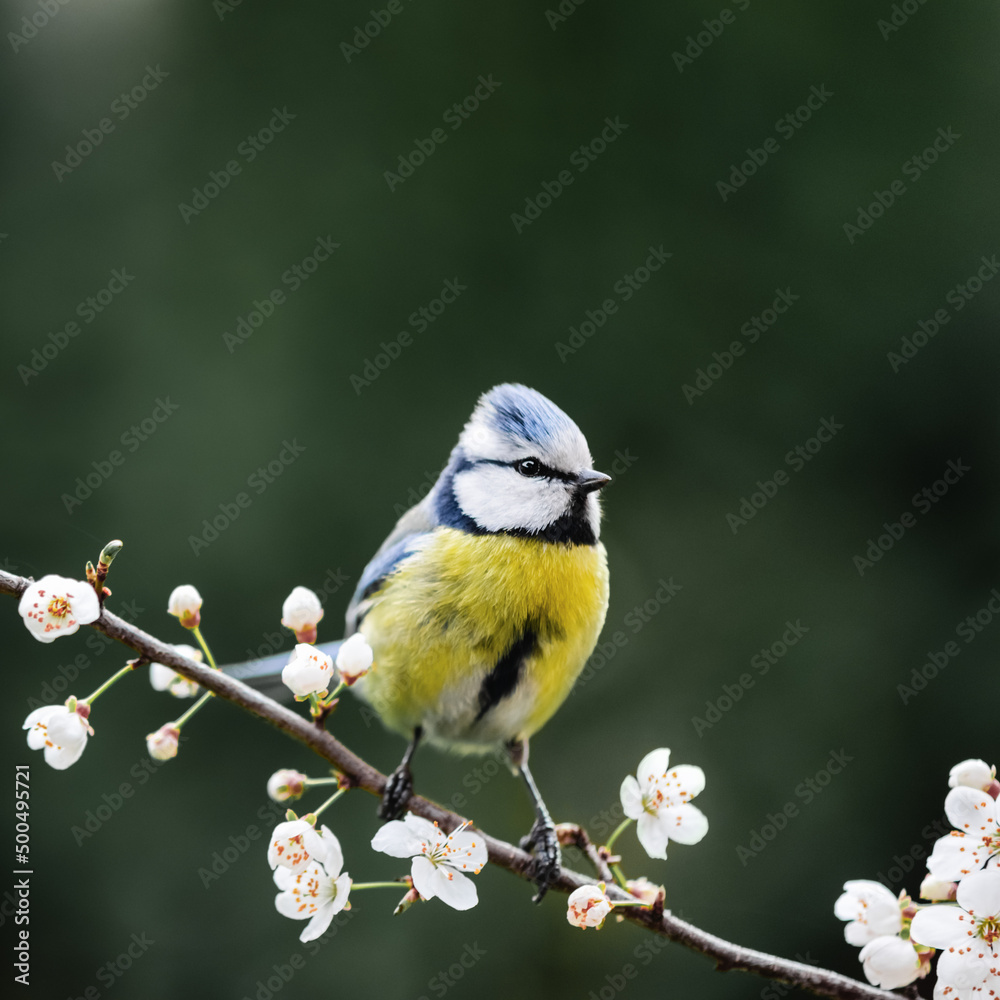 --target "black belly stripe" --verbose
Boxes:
[475,625,539,722]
